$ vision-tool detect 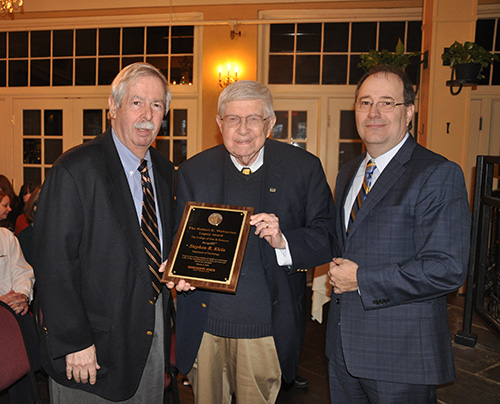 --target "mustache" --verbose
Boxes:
[134,121,156,131]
